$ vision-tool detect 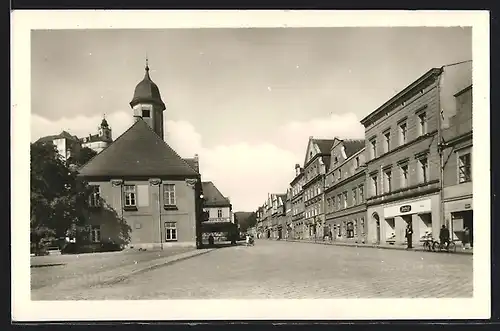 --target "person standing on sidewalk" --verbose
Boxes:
[405,222,413,249]
[439,225,450,249]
